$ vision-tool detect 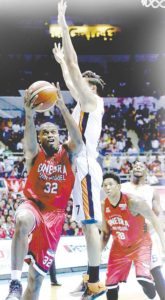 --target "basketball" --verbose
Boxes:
[28,81,58,112]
